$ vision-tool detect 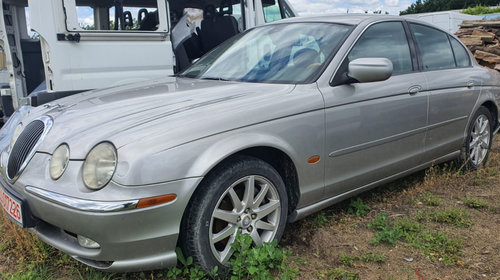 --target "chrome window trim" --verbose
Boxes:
[7,116,54,183]
[26,186,139,212]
